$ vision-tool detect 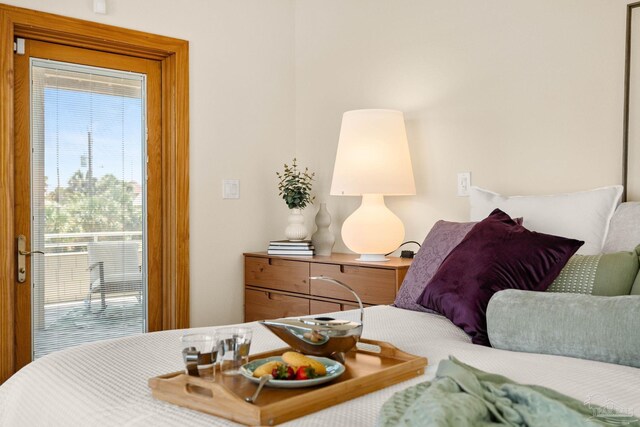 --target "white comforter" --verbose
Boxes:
[1,305,639,426]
